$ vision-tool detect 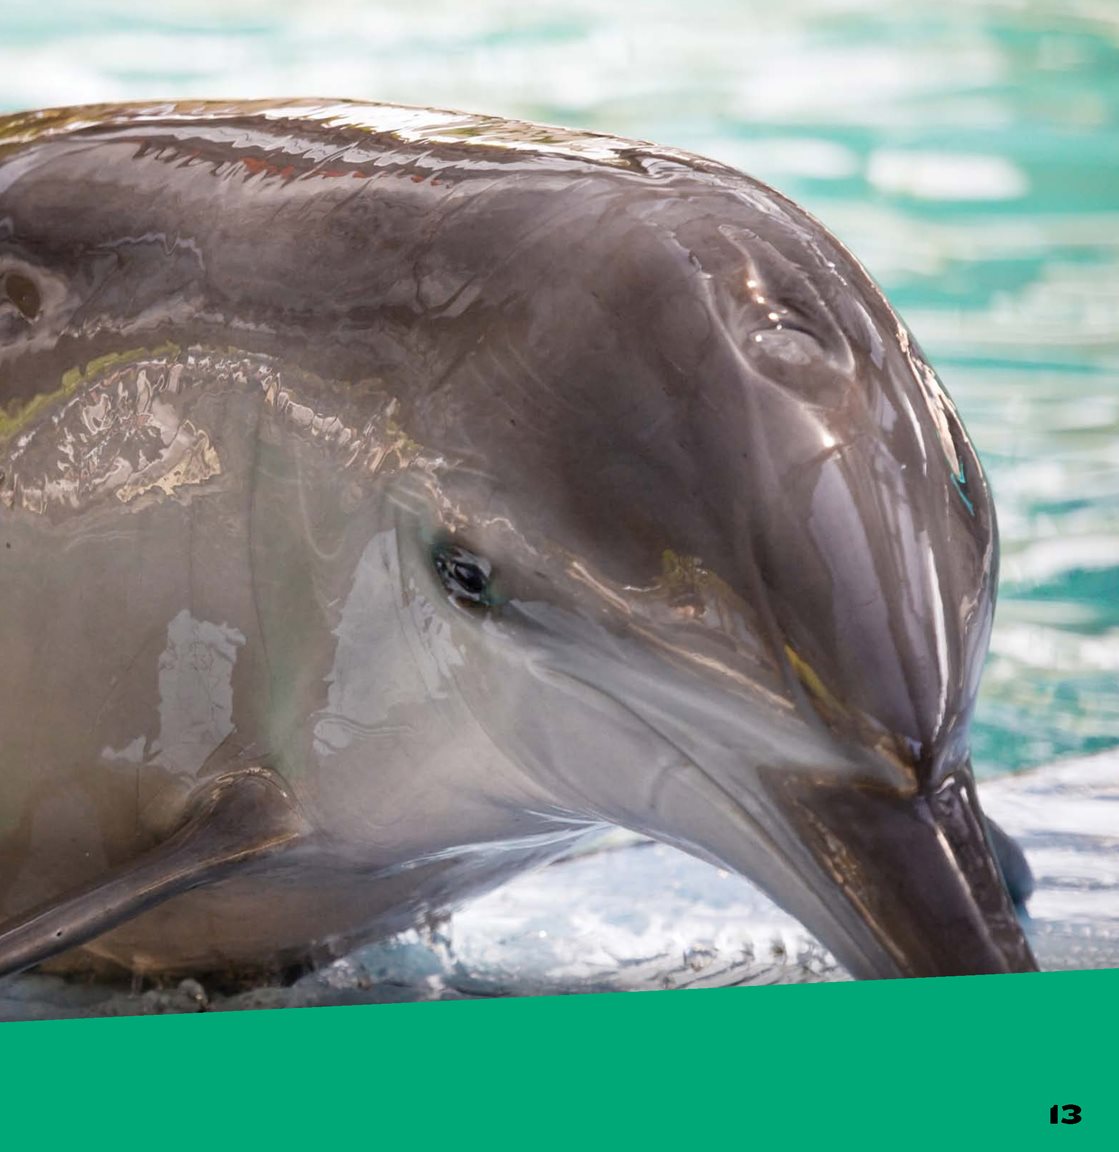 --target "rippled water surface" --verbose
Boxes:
[3,0,1114,774]
[0,0,1115,1013]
